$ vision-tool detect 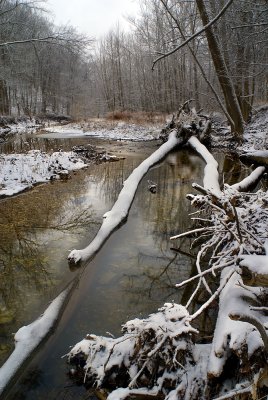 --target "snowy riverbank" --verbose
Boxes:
[0,119,161,198]
[43,119,161,141]
[0,150,86,197]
